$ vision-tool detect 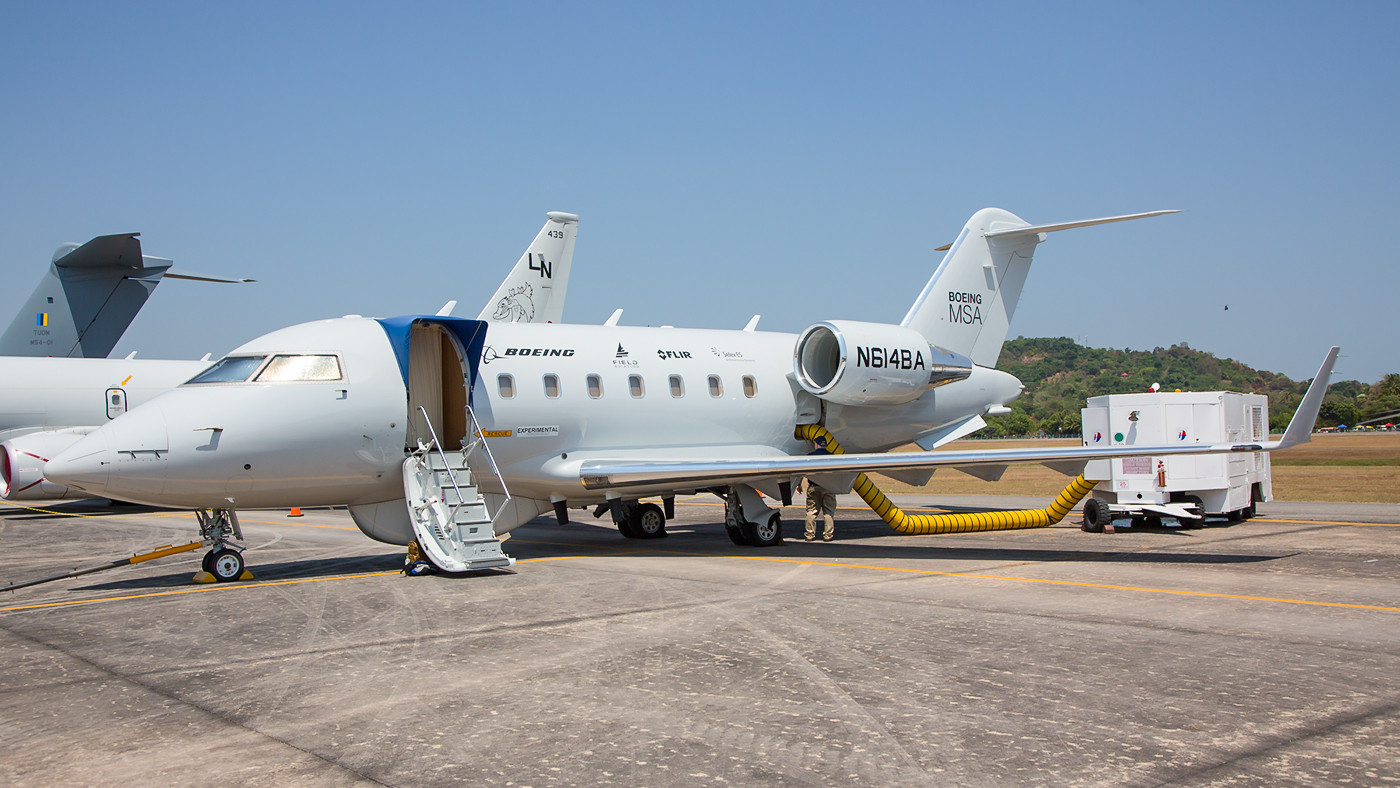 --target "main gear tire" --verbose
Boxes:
[631,503,667,539]
[741,512,782,548]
